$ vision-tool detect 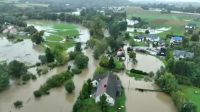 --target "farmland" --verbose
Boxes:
[27,20,79,49]
[126,7,200,37]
